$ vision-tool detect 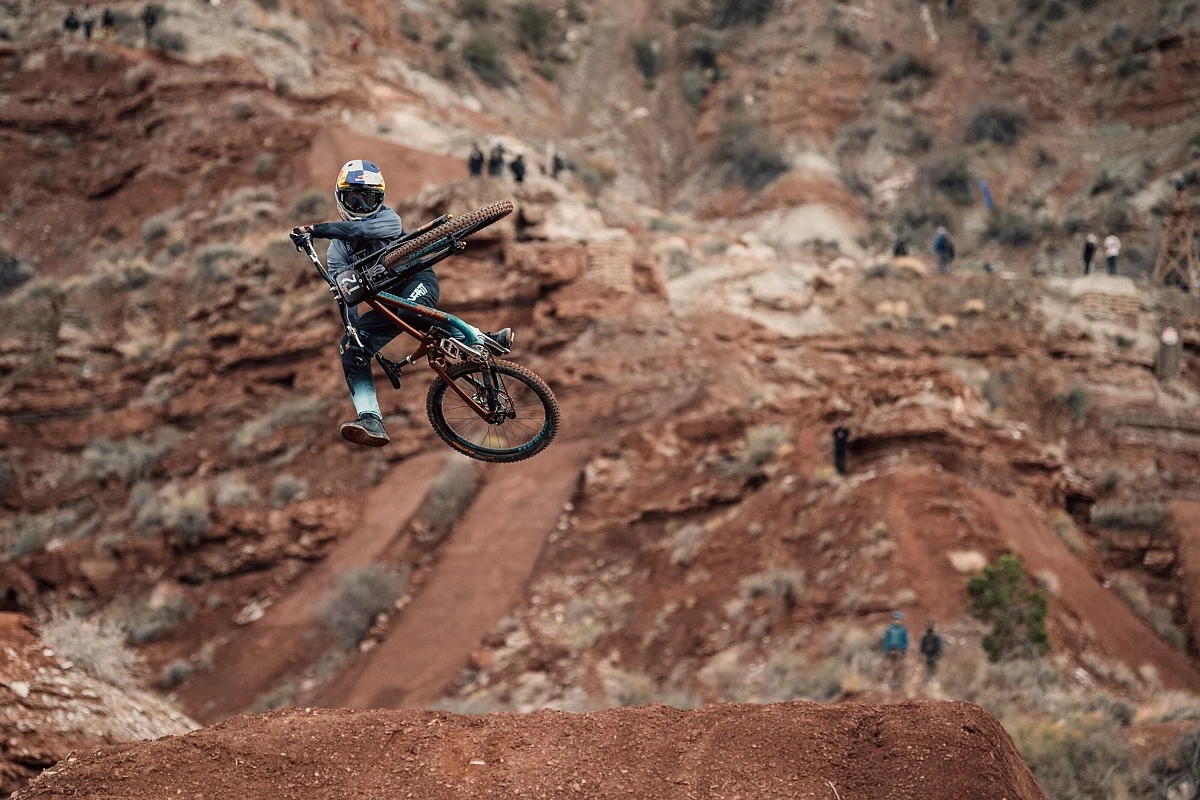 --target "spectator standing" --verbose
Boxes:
[467,143,484,178]
[551,150,565,179]
[487,143,505,177]
[1104,234,1121,275]
[933,227,955,274]
[832,423,850,476]
[81,4,96,39]
[918,620,944,678]
[63,8,81,37]
[1081,233,1098,275]
[140,4,158,46]
[881,612,909,691]
[892,236,908,257]
[509,154,526,184]
[100,7,116,40]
